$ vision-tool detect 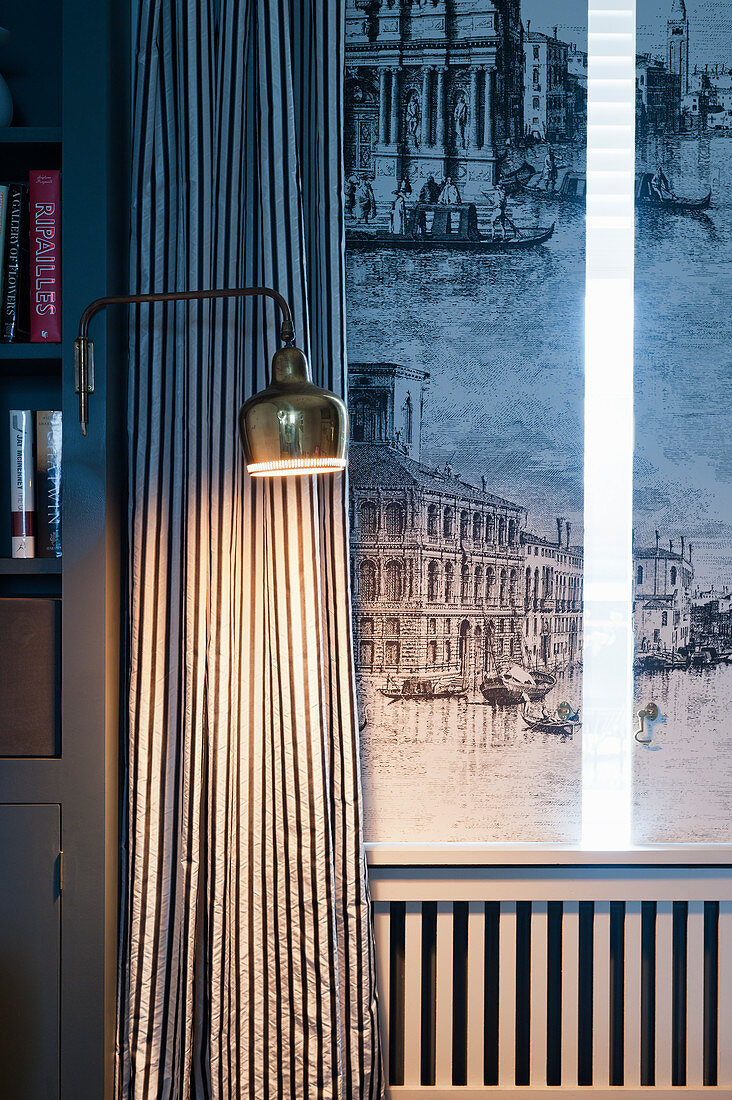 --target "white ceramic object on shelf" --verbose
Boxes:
[0,28,13,128]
